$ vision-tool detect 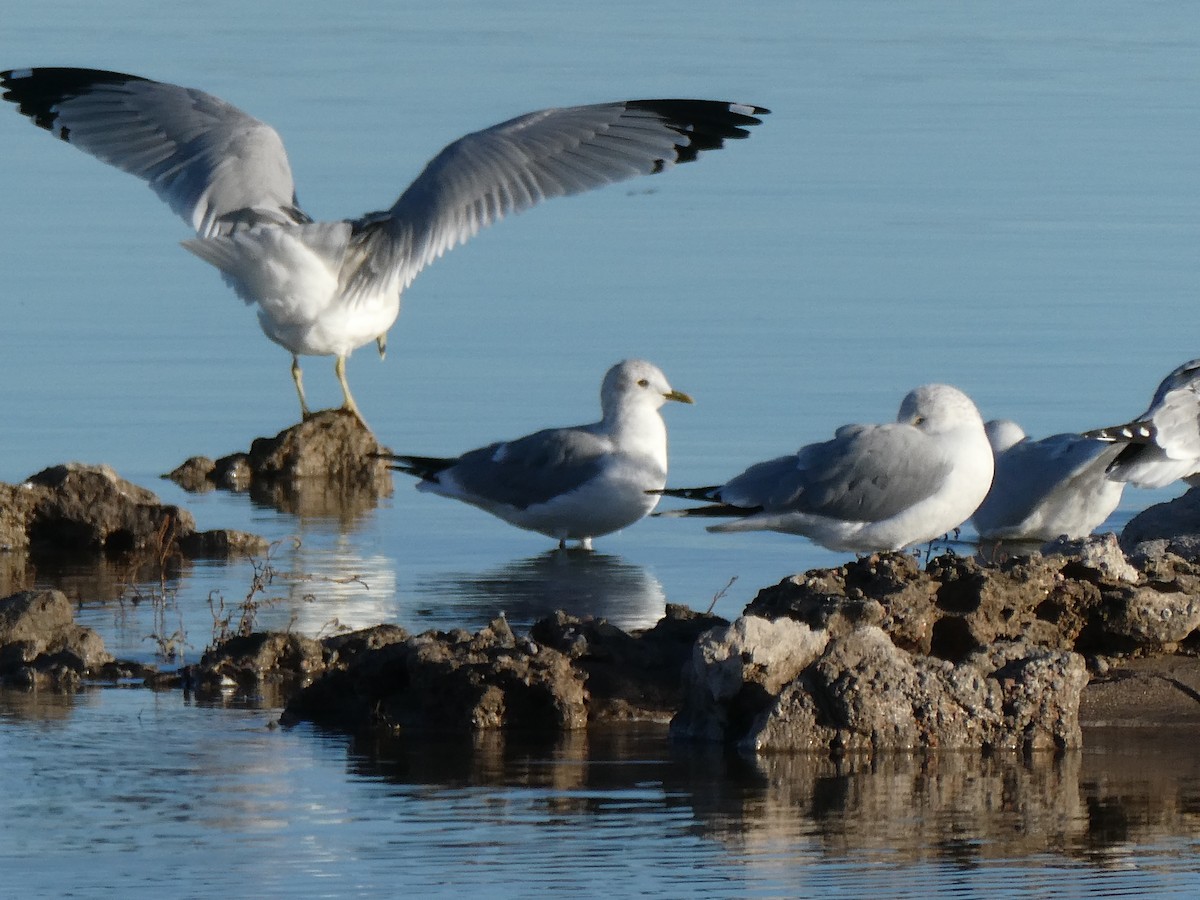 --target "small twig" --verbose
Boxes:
[706,576,738,615]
